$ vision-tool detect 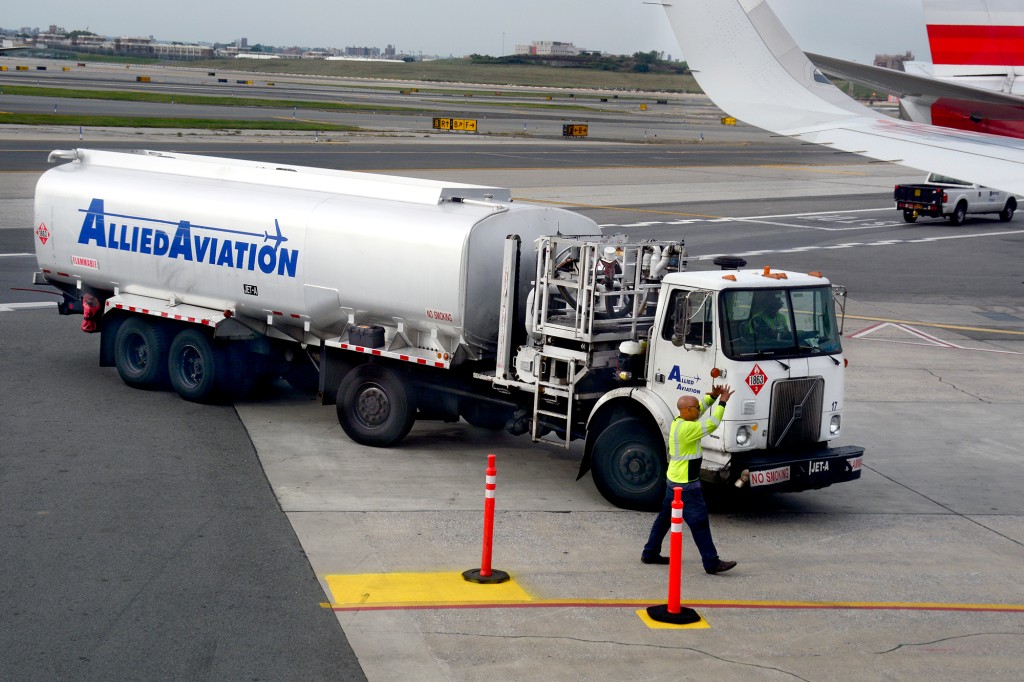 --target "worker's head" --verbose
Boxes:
[754,291,783,314]
[676,394,700,421]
